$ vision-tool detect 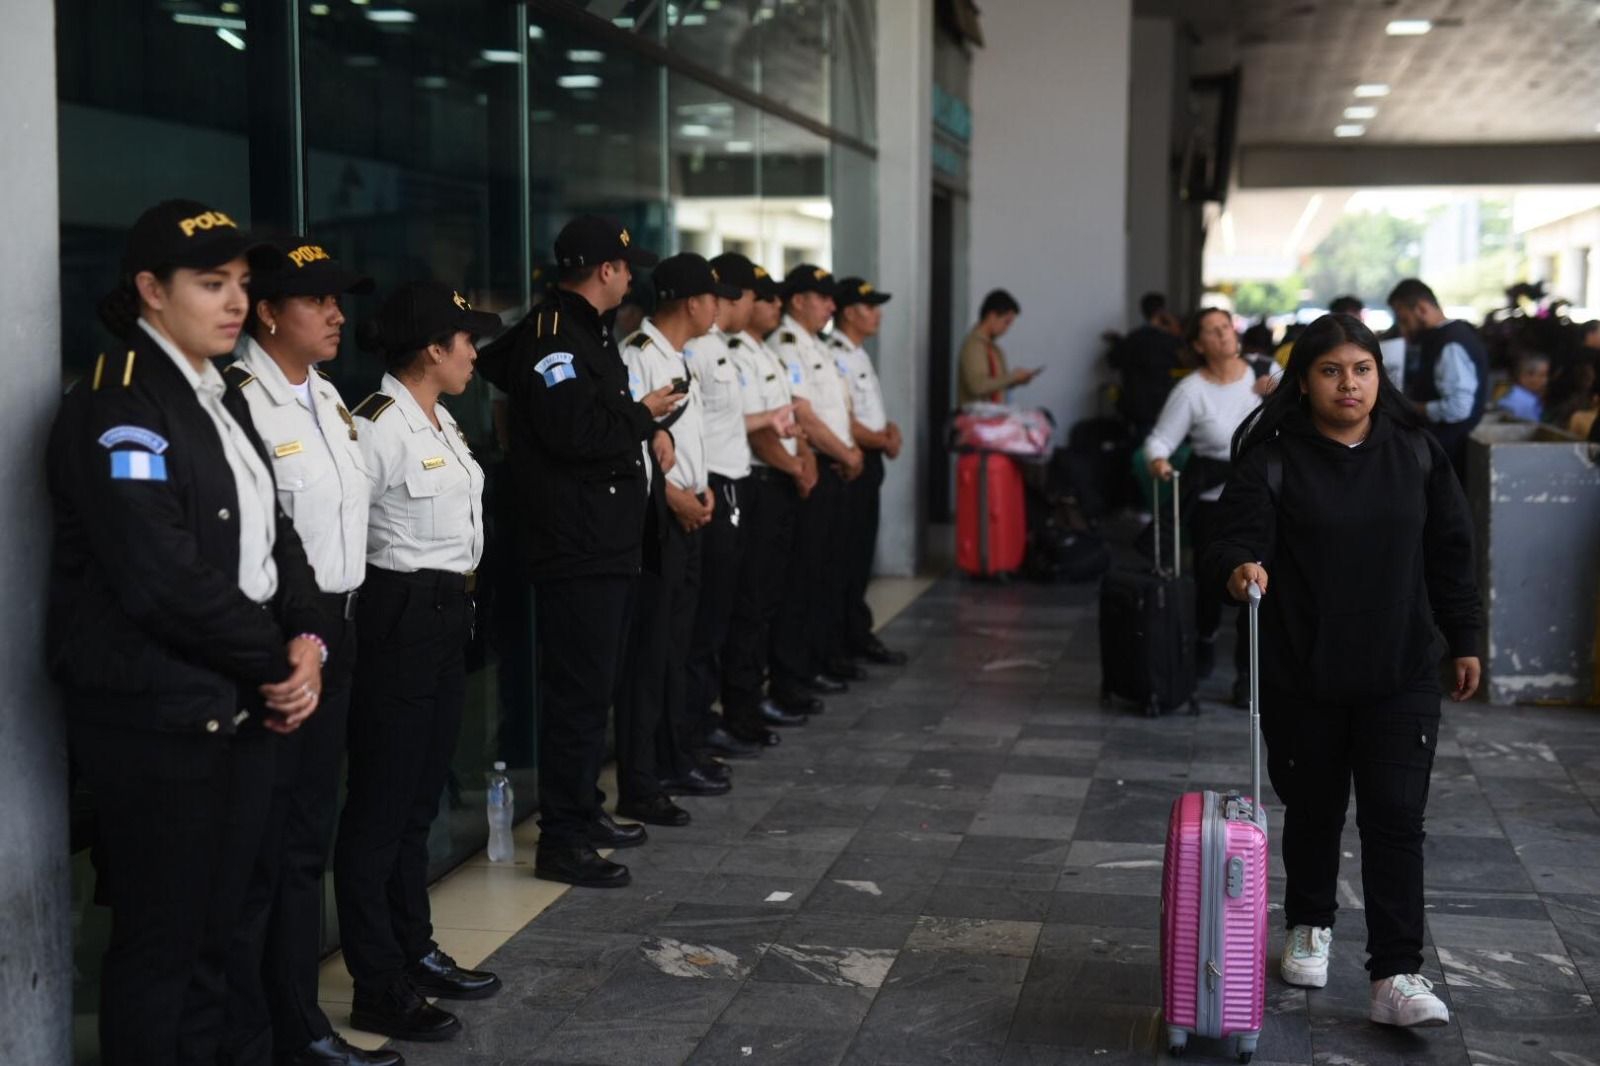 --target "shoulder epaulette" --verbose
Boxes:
[222,363,256,390]
[352,393,395,421]
[92,349,139,391]
[531,309,561,338]
[727,335,744,348]
[627,332,652,349]
[779,331,796,344]
[829,337,847,348]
